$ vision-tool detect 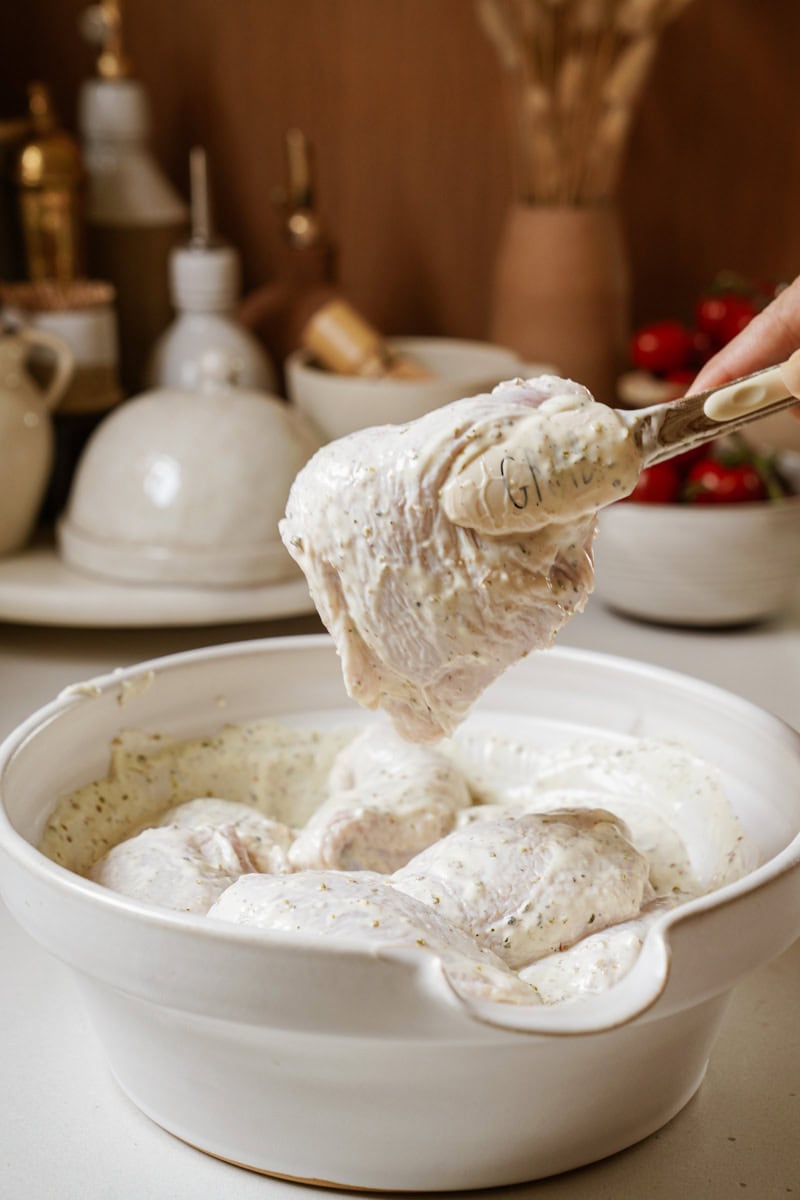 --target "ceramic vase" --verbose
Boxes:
[489,203,631,406]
